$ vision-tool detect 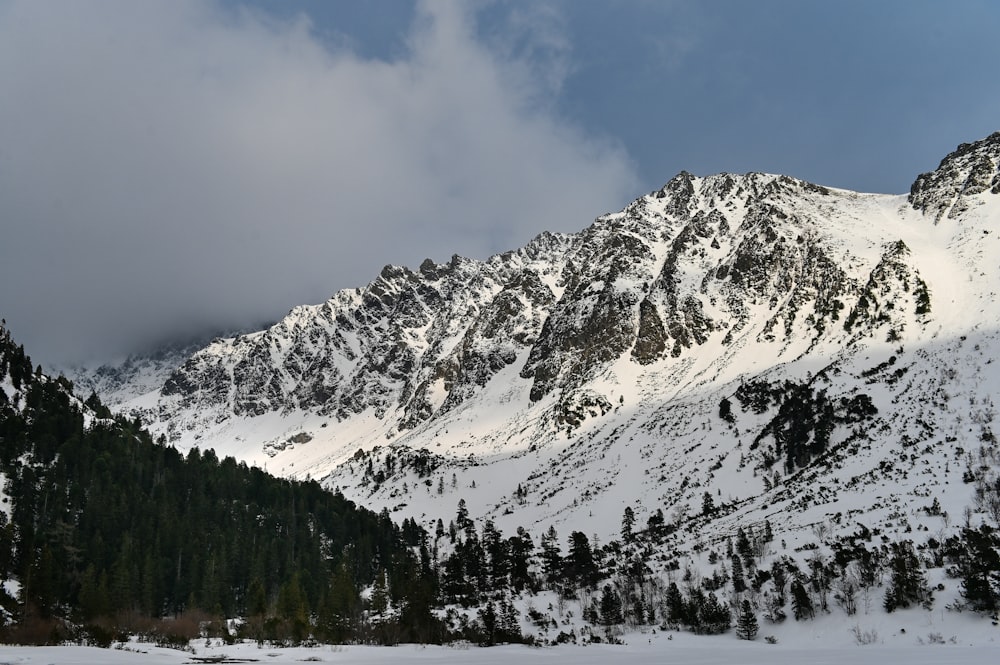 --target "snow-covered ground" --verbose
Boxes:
[2,598,999,665]
[1,626,998,665]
